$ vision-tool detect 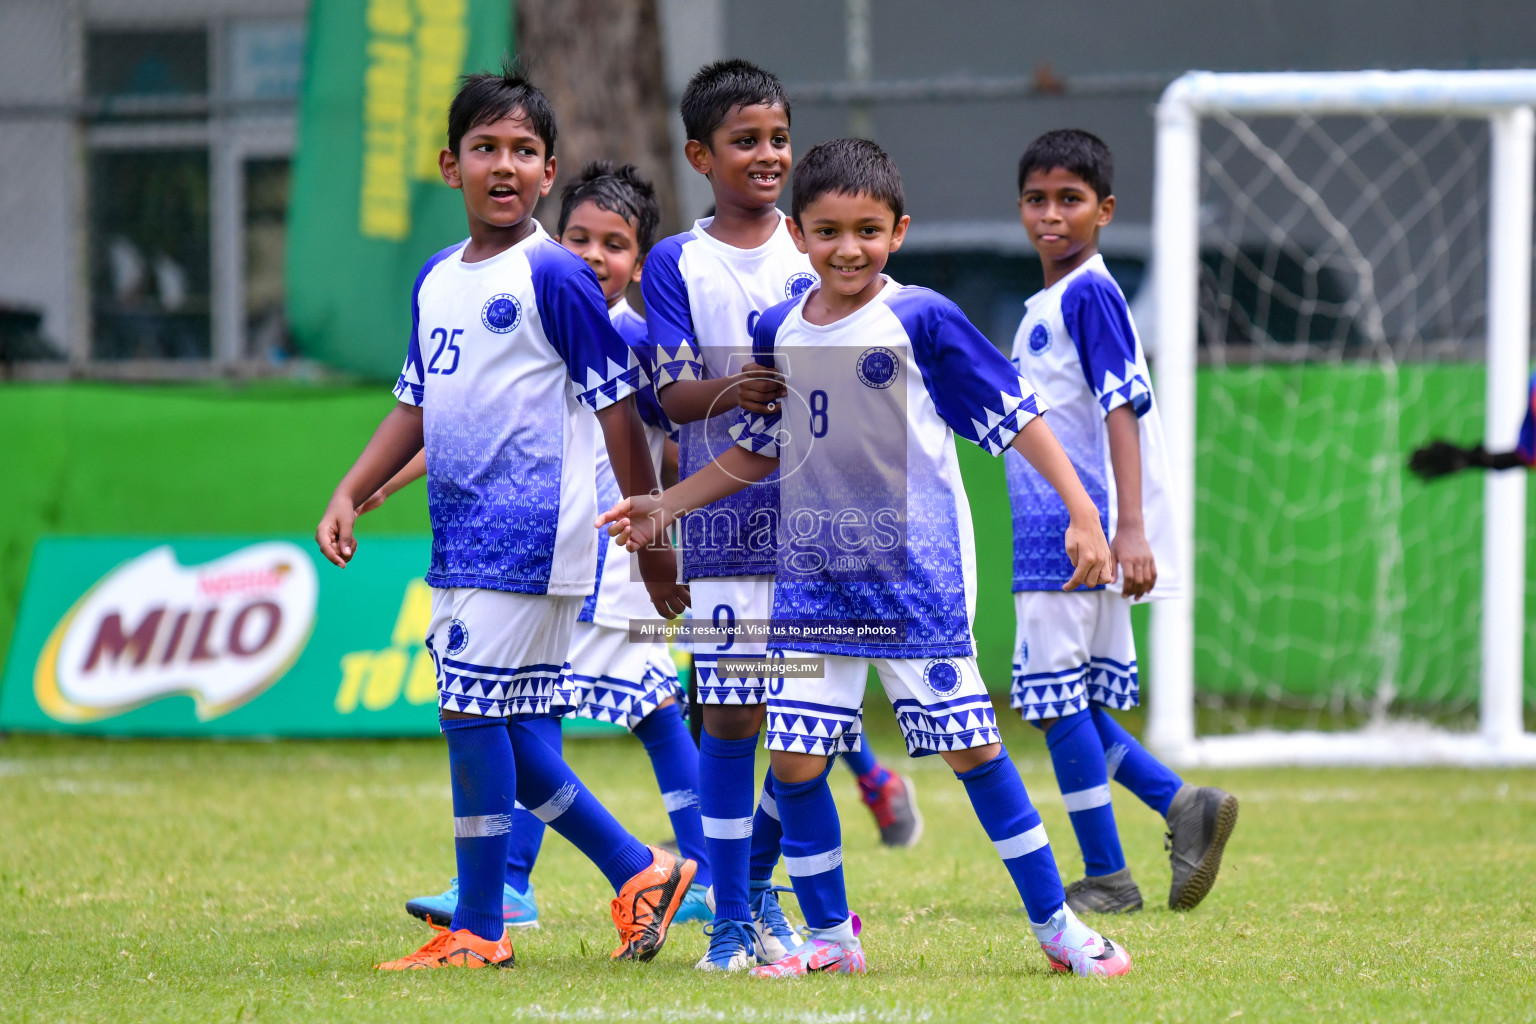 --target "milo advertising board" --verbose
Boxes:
[0,538,632,737]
